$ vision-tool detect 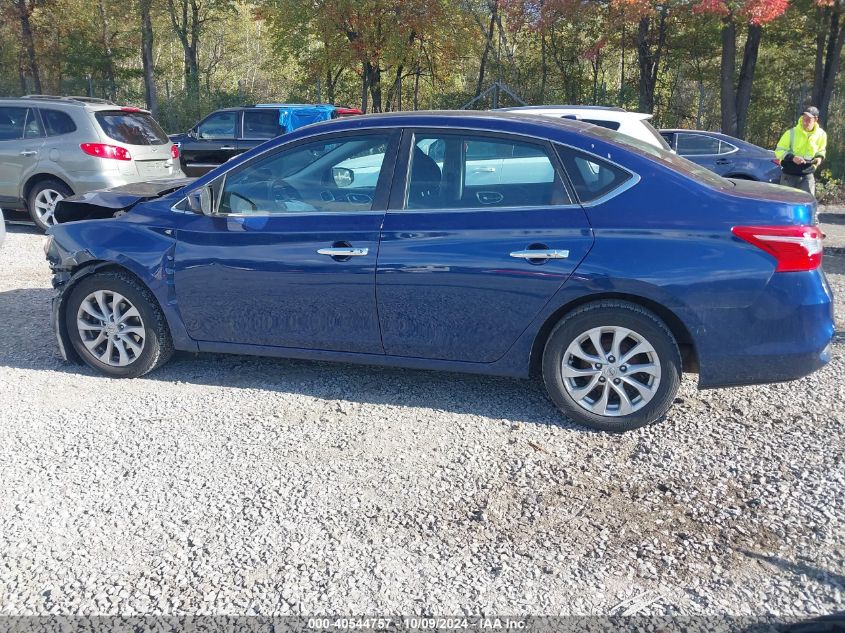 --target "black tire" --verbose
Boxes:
[27,178,73,231]
[64,271,173,378]
[542,300,682,432]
